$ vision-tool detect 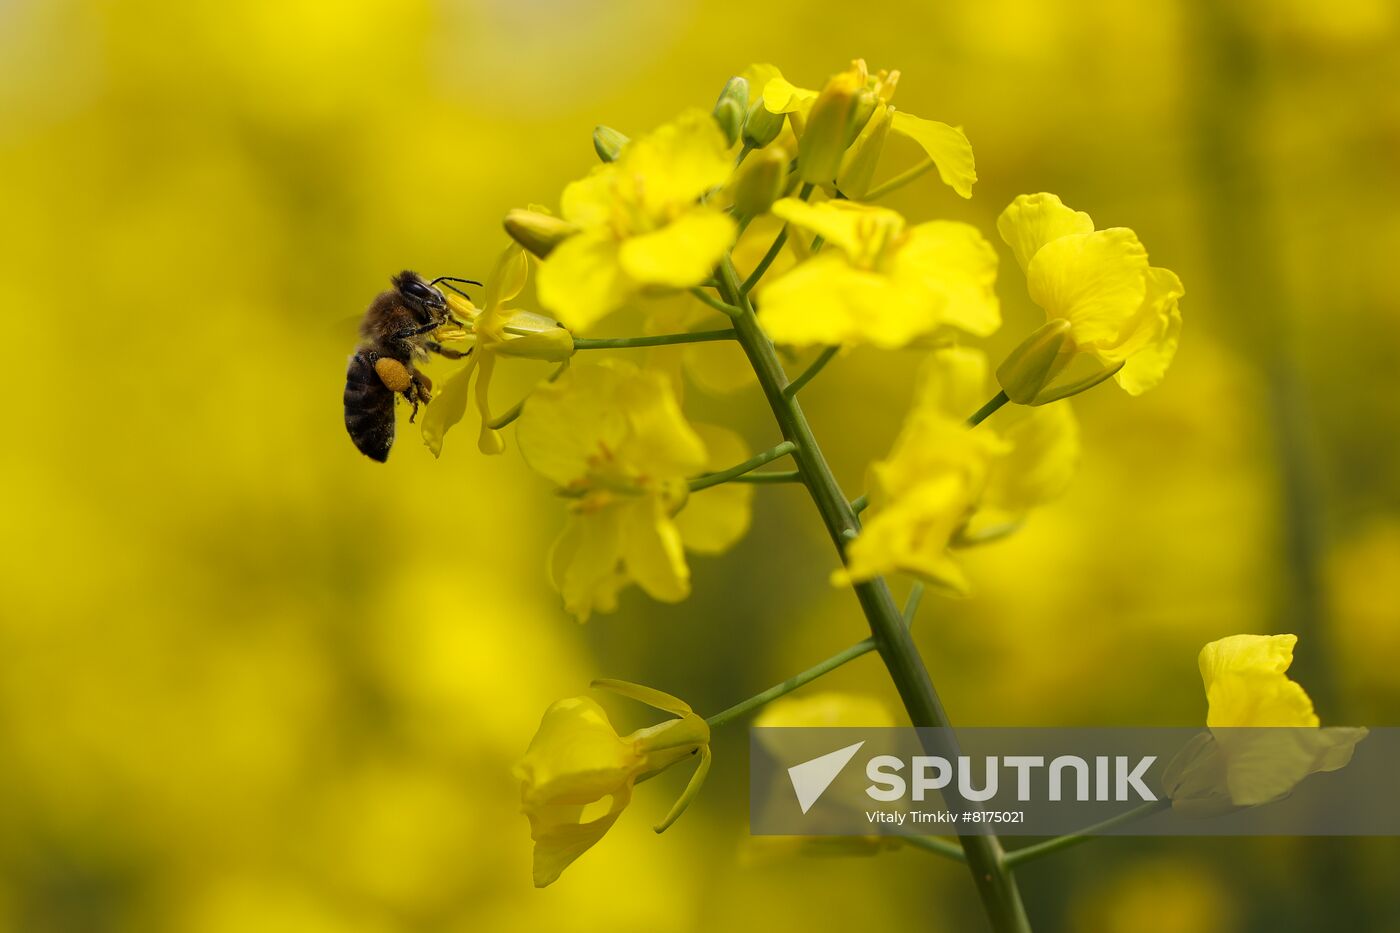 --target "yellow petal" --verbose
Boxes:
[742,63,784,105]
[548,508,627,622]
[889,112,976,198]
[517,364,631,487]
[763,74,817,113]
[895,220,1001,337]
[617,209,736,288]
[771,198,905,263]
[420,357,477,458]
[675,423,754,554]
[516,696,641,805]
[996,193,1095,273]
[839,472,975,594]
[1206,670,1318,729]
[1199,634,1299,695]
[915,345,990,419]
[620,496,690,604]
[969,403,1080,537]
[526,782,634,887]
[759,252,931,348]
[1214,726,1368,807]
[537,231,636,331]
[559,165,618,228]
[1026,228,1149,346]
[485,242,529,310]
[624,108,733,210]
[614,367,708,478]
[1109,266,1184,395]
